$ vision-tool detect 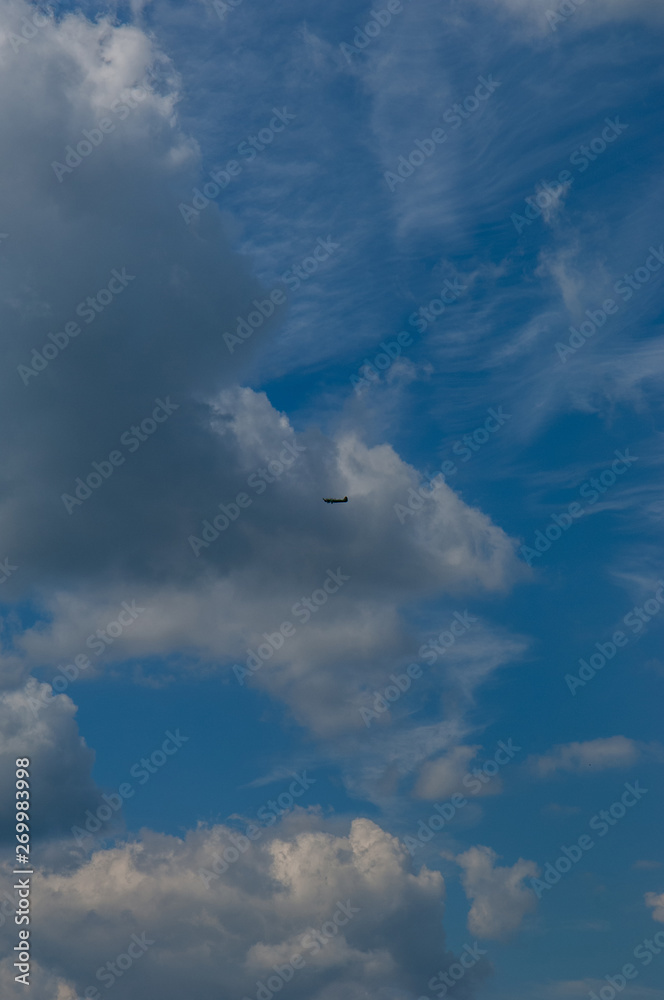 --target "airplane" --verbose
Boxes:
[323,496,348,503]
